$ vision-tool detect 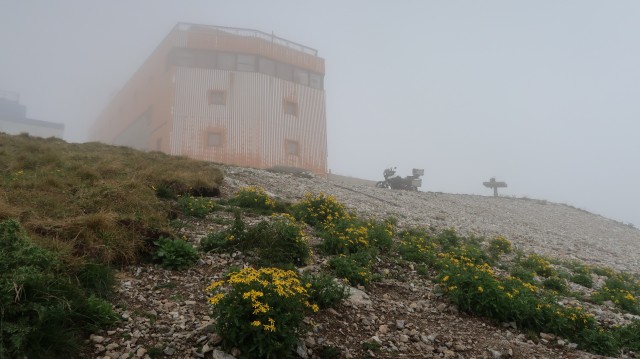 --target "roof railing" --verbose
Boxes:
[177,23,318,56]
